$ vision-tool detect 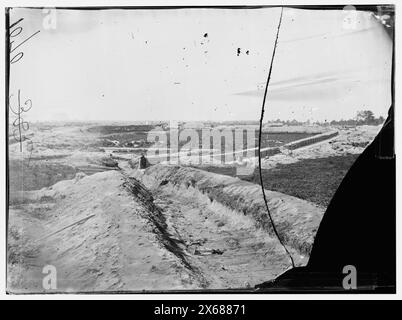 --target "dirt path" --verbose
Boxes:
[148,182,294,289]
